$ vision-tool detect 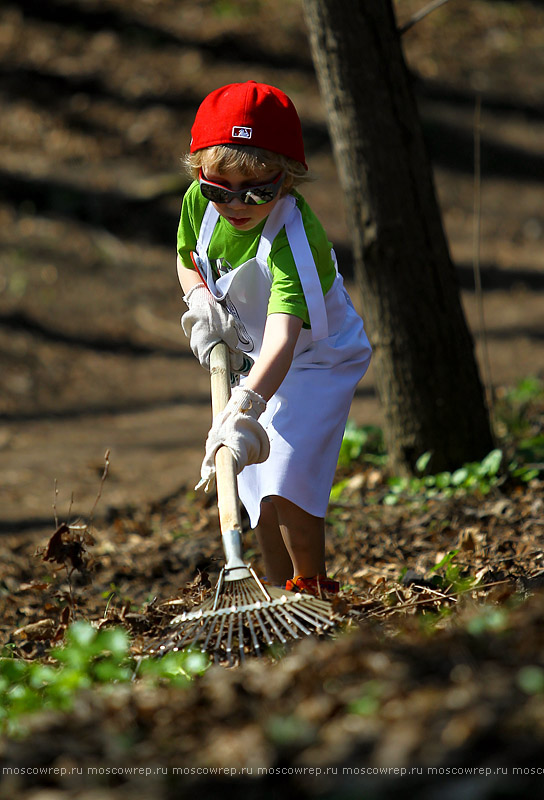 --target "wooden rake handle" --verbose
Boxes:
[209,342,243,536]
